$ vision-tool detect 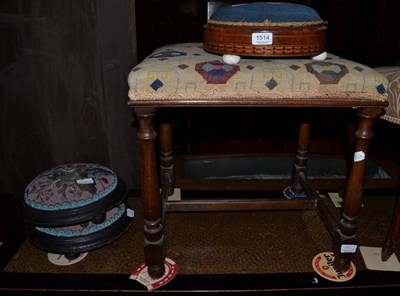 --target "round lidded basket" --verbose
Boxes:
[203,2,327,57]
[18,163,127,227]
